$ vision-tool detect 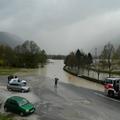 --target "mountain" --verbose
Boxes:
[0,32,24,48]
